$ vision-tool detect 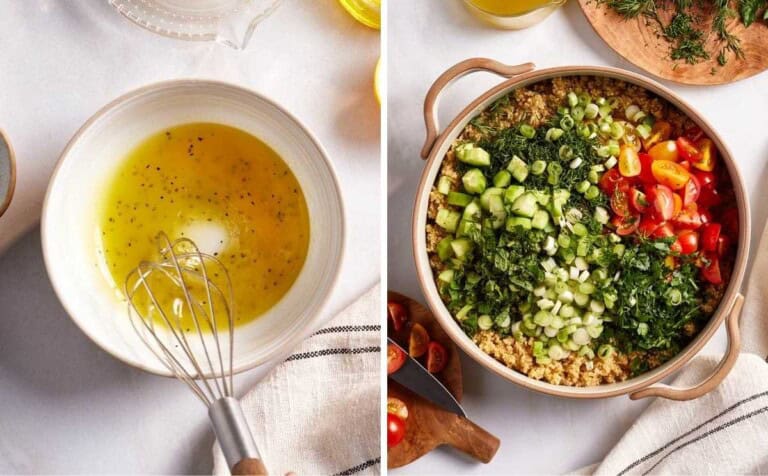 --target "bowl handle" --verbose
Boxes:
[420,58,535,160]
[629,293,744,401]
